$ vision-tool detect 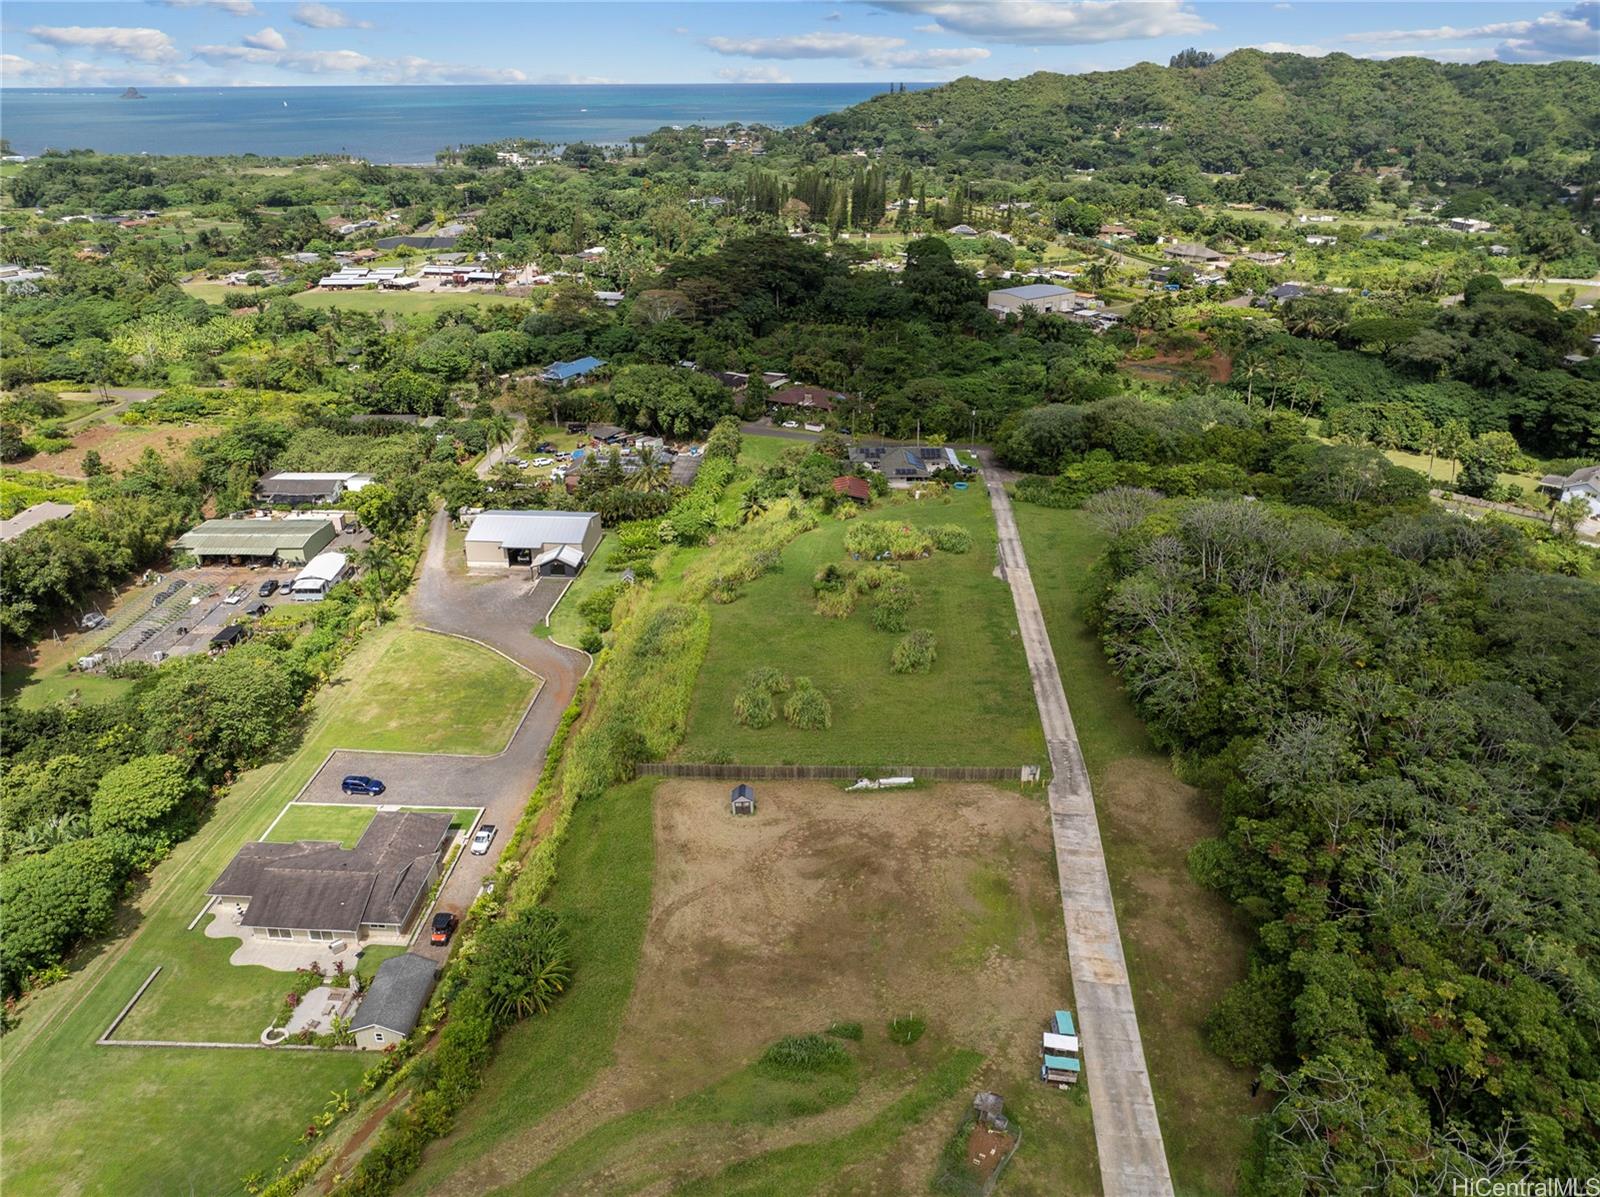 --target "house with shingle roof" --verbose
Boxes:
[1538,465,1600,516]
[208,812,453,945]
[351,952,438,1050]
